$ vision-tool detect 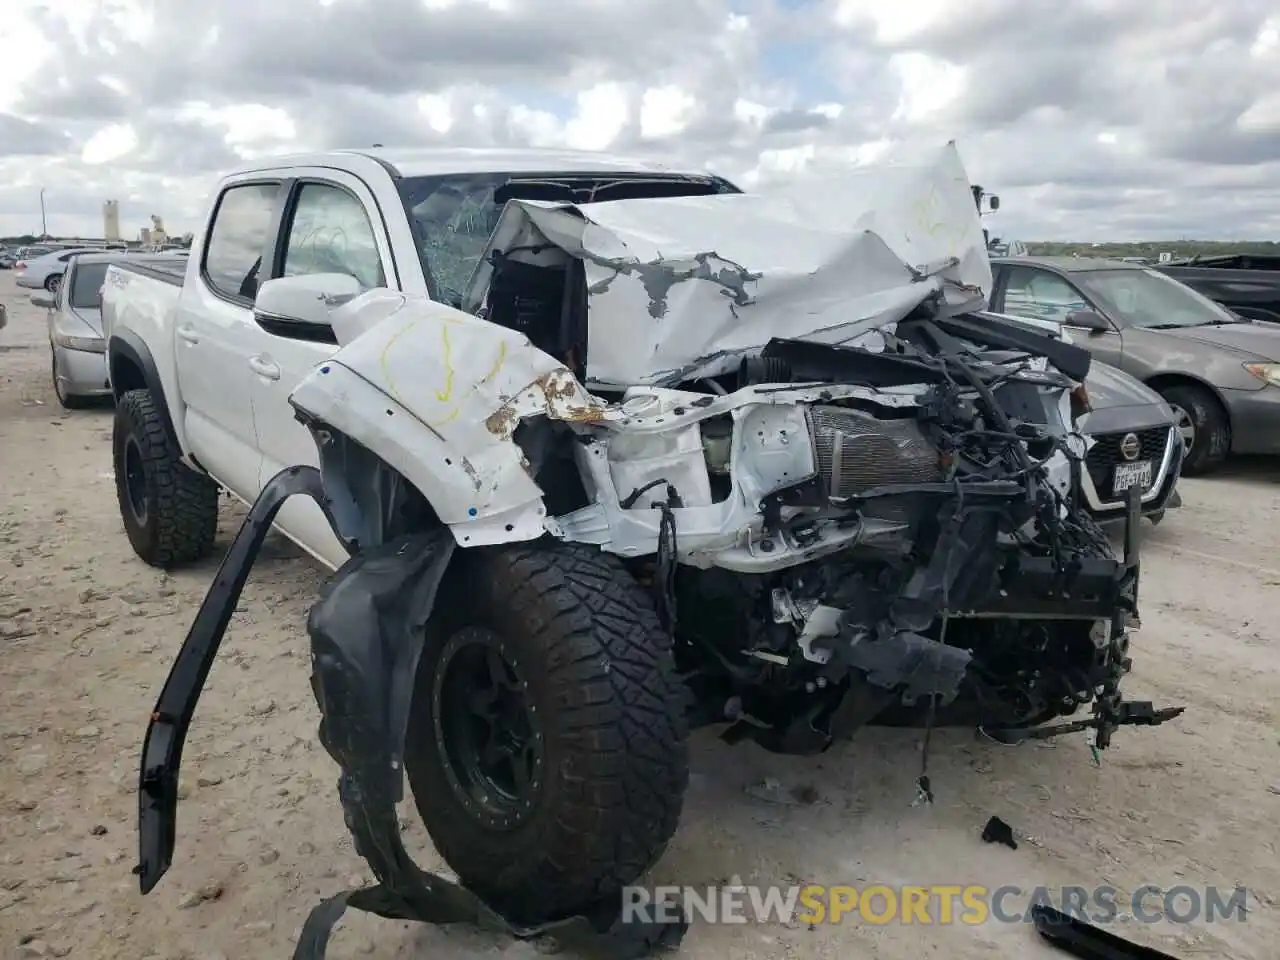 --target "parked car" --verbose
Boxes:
[107,146,1178,937]
[1154,253,1280,324]
[30,252,187,408]
[980,309,1182,523]
[1,244,52,269]
[988,255,1280,475]
[14,247,99,294]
